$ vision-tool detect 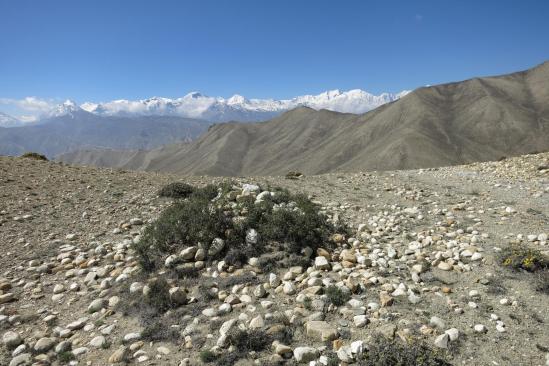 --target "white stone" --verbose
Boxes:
[434,333,449,349]
[445,328,459,341]
[471,252,483,261]
[53,284,65,294]
[73,347,89,355]
[283,282,296,295]
[220,319,237,336]
[67,317,88,330]
[11,344,26,357]
[246,229,258,245]
[293,346,319,363]
[89,336,106,348]
[353,315,368,328]
[157,346,170,355]
[129,282,144,294]
[337,346,353,362]
[34,337,56,352]
[474,324,487,333]
[242,184,260,195]
[123,333,141,342]
[209,238,225,257]
[88,298,106,313]
[164,254,179,268]
[3,331,22,349]
[269,273,281,287]
[350,340,364,355]
[314,256,330,270]
[249,315,264,329]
